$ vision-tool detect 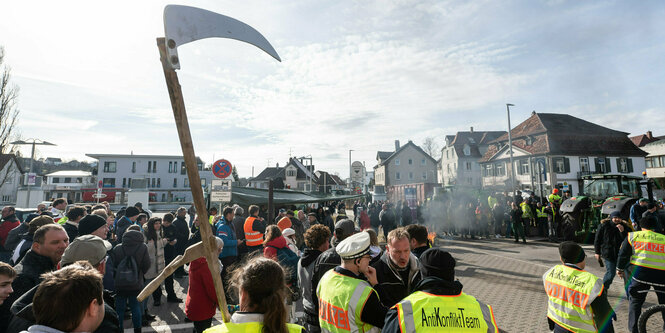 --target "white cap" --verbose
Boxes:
[336,232,371,260]
[282,228,295,237]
